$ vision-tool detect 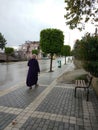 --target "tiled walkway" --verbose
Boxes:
[0,63,98,130]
